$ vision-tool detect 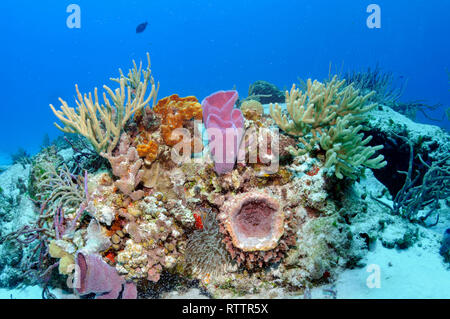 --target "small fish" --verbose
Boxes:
[136,22,148,34]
